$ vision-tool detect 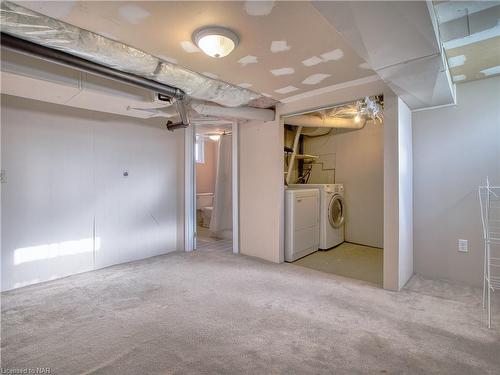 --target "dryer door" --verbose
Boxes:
[328,194,345,228]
